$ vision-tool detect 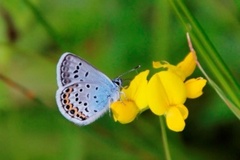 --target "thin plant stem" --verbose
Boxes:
[159,116,171,160]
[186,33,240,119]
[0,73,49,107]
